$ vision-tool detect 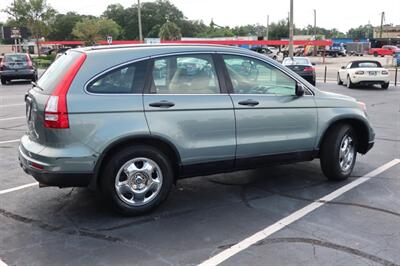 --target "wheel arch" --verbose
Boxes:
[318,117,371,156]
[90,135,182,189]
